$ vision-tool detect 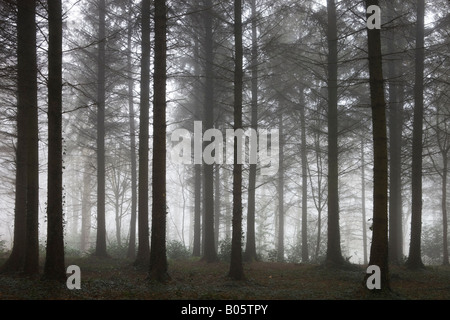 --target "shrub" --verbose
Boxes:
[167,240,191,260]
